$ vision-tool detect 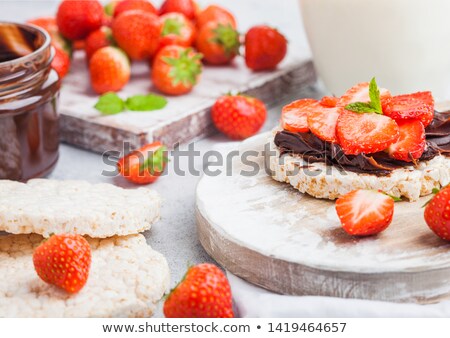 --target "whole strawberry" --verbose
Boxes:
[196,22,240,65]
[85,26,115,60]
[112,10,161,60]
[89,46,130,94]
[56,0,104,41]
[159,0,197,20]
[245,25,287,71]
[152,45,202,95]
[196,5,237,29]
[211,94,267,140]
[114,0,157,17]
[33,234,92,293]
[424,186,450,241]
[164,263,234,318]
